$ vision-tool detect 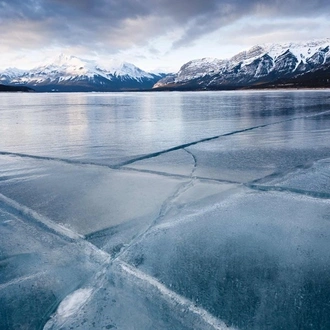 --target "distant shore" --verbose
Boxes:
[0,84,34,93]
[1,84,330,93]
